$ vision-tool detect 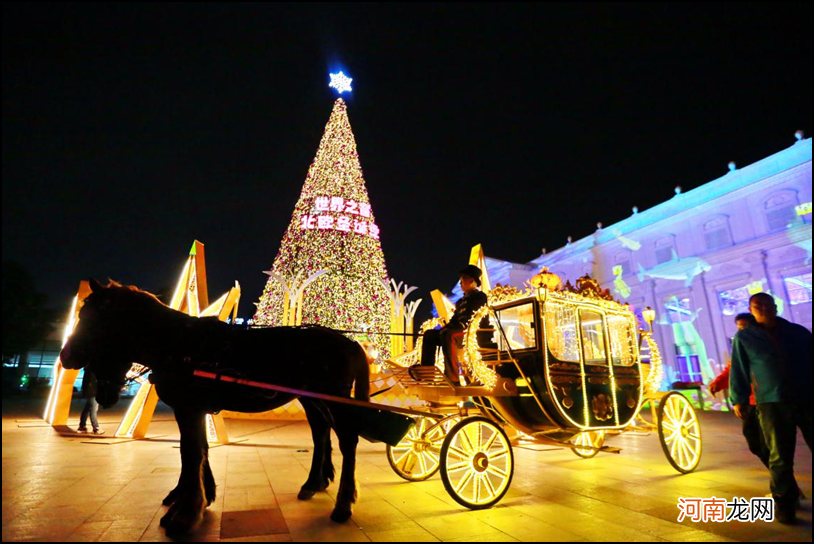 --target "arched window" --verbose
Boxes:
[614,251,632,275]
[654,236,676,265]
[703,215,733,251]
[764,190,800,232]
